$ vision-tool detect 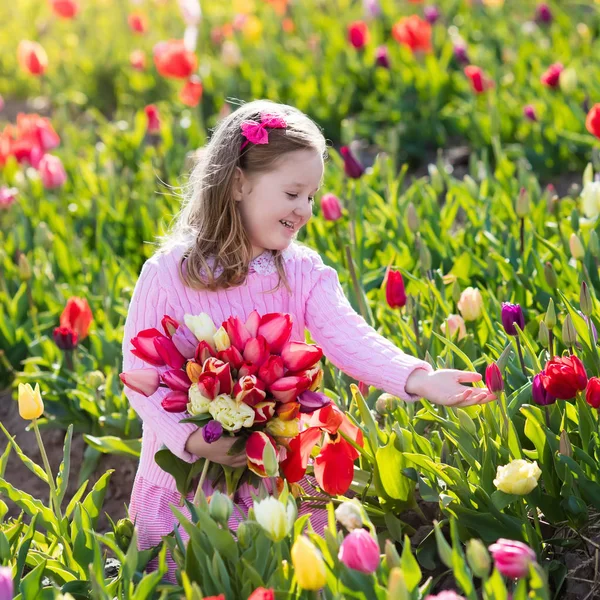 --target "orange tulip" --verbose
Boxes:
[60,297,92,340]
